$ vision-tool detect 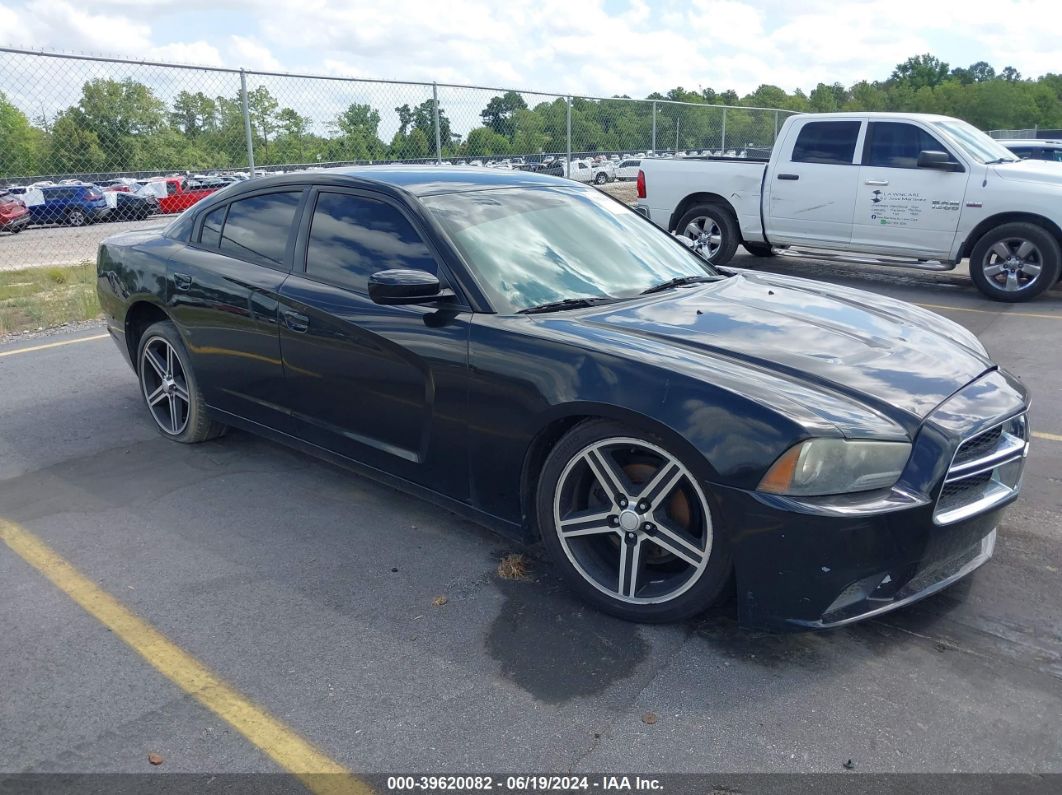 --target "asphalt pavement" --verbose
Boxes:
[1,256,1060,787]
